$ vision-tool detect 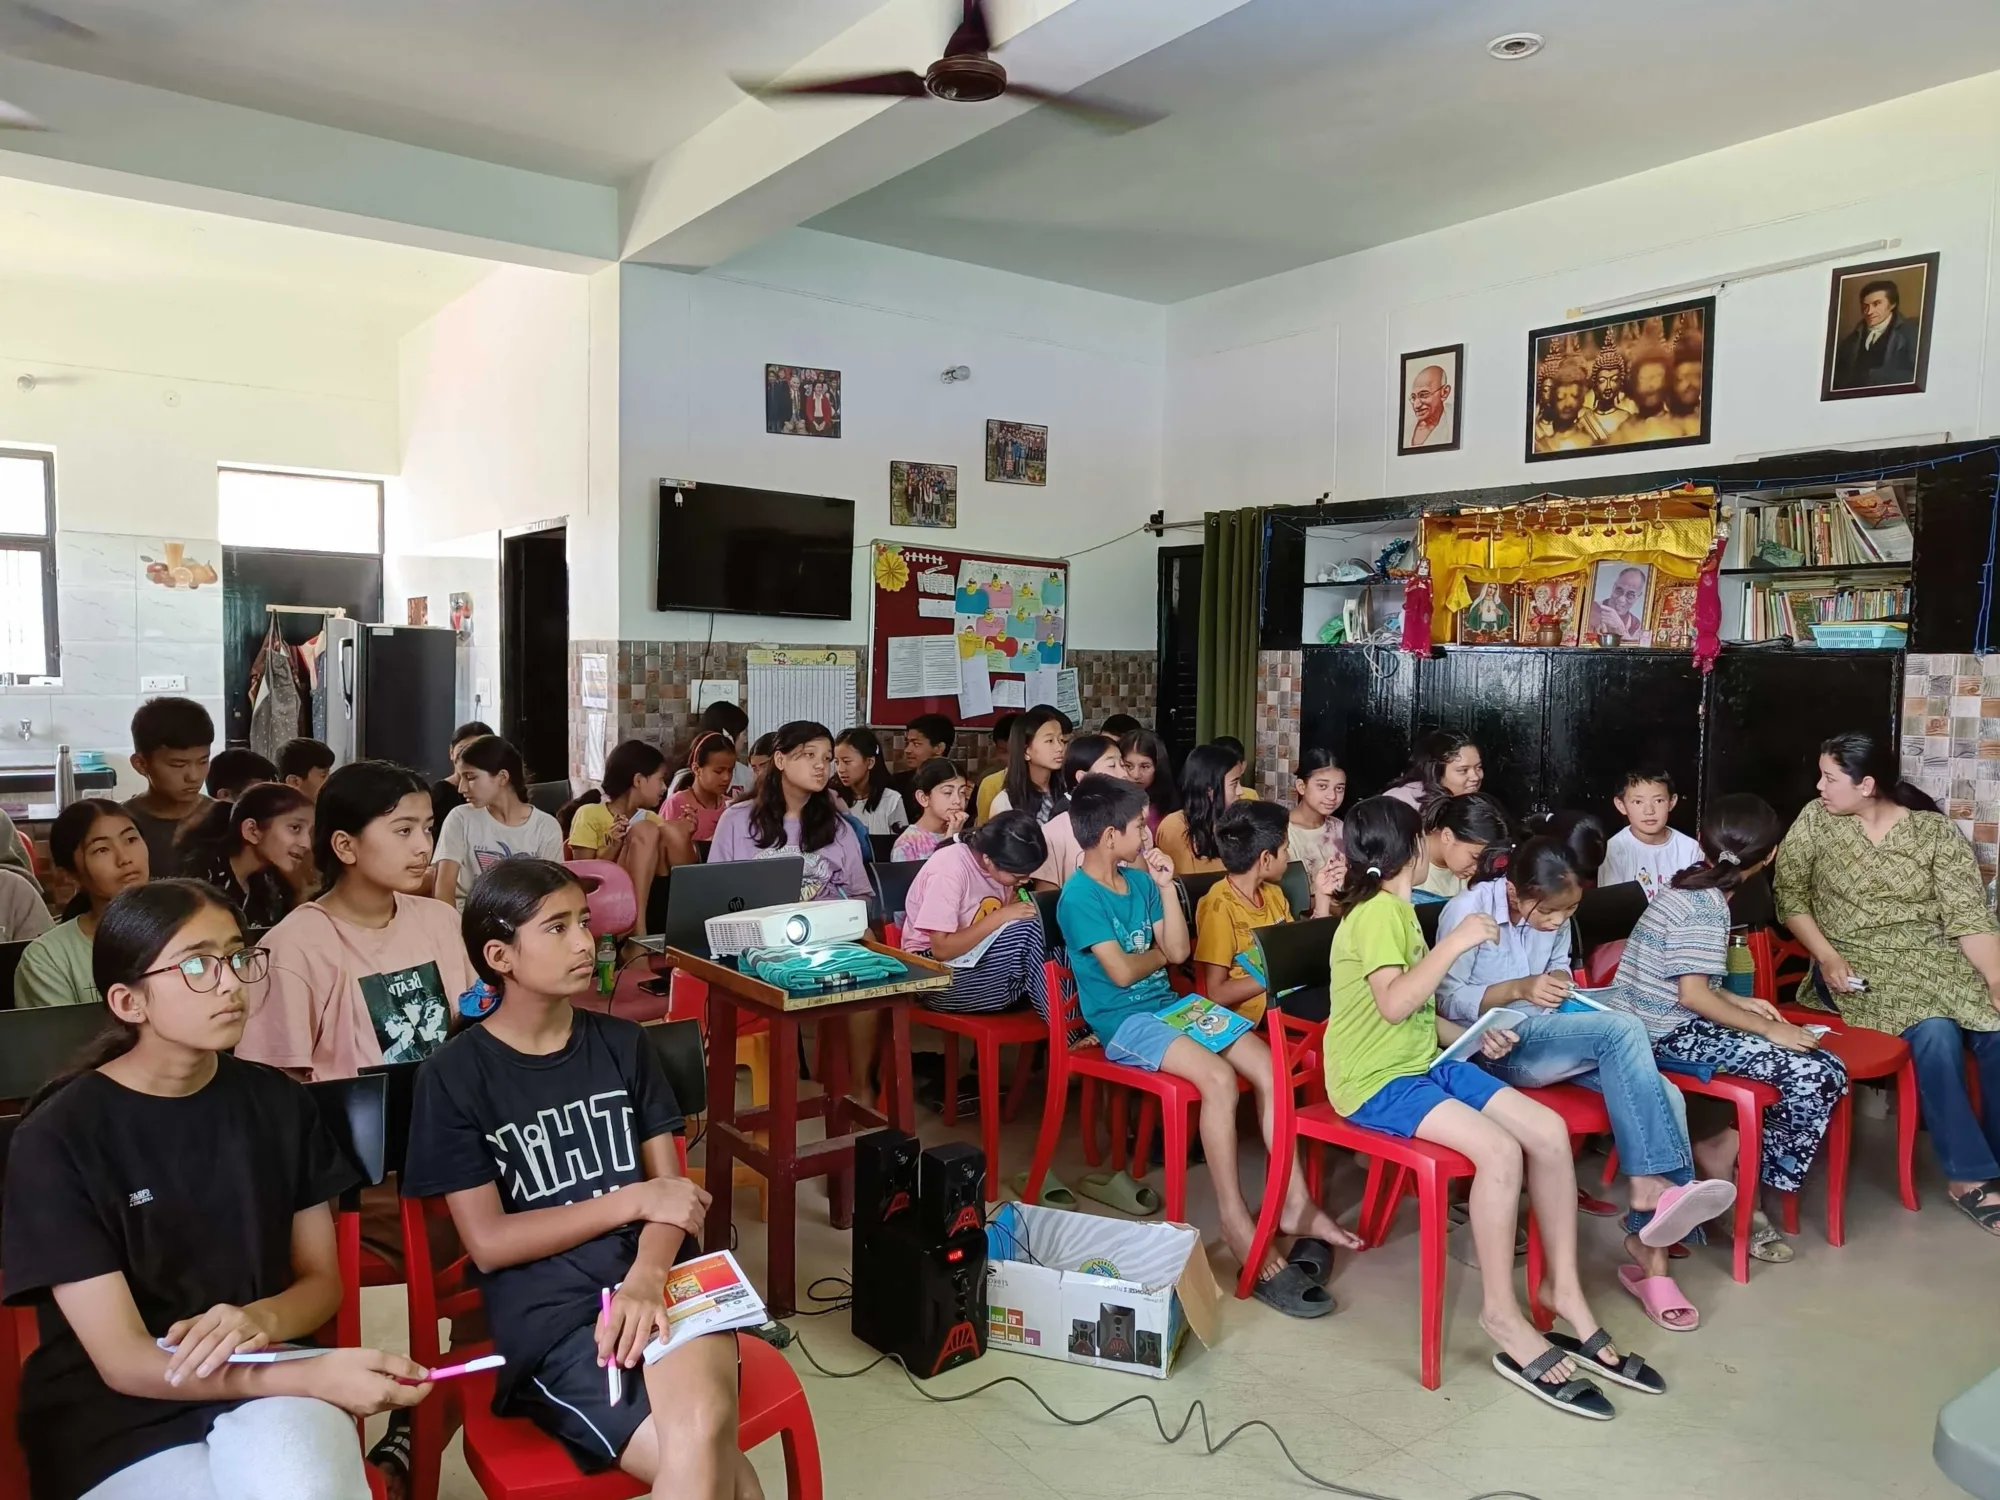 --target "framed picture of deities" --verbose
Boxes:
[765,364,841,437]
[1398,344,1463,455]
[1526,297,1712,462]
[1650,581,1699,651]
[985,420,1047,485]
[1822,251,1939,401]
[889,461,957,529]
[1516,575,1582,646]
[1455,581,1517,645]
